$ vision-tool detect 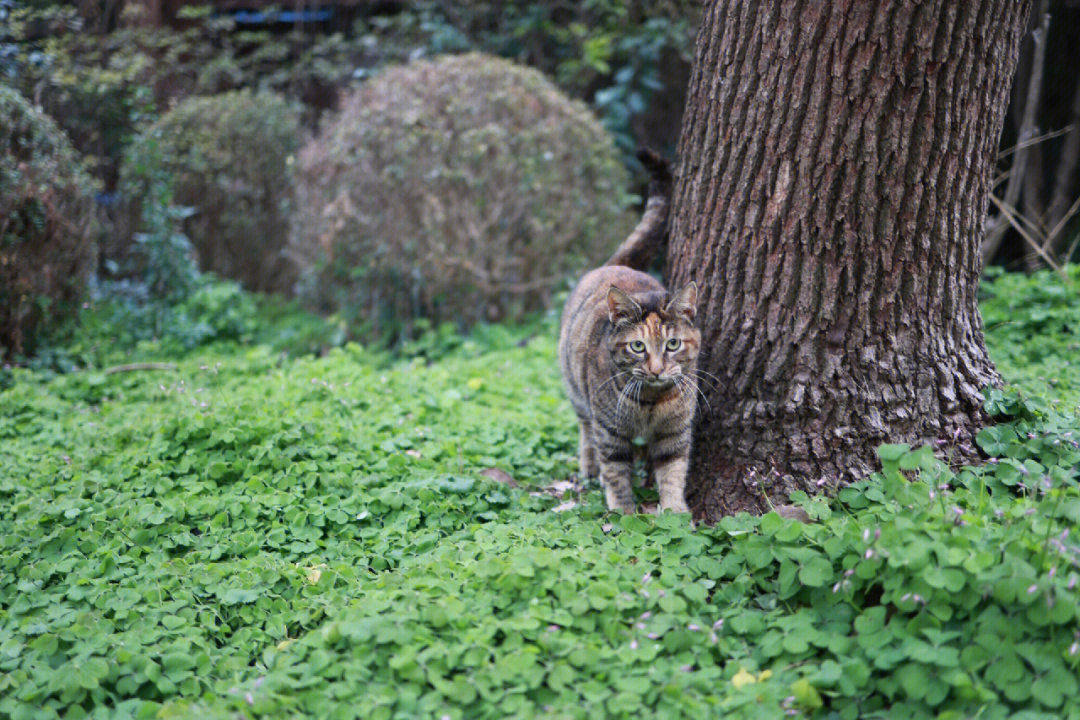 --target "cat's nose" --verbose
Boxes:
[647,359,665,376]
